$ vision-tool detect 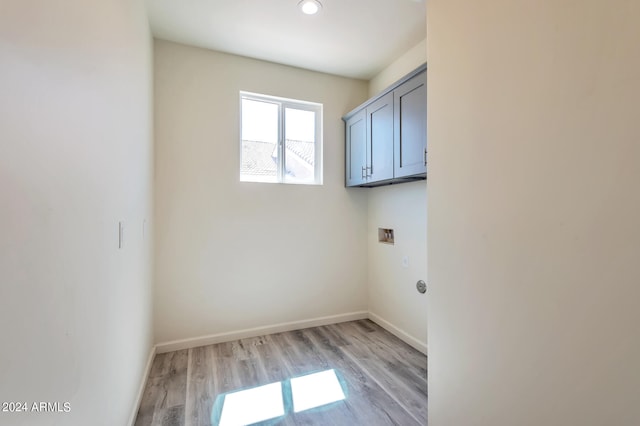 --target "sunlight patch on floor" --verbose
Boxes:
[218,381,285,426]
[291,369,346,413]
[213,369,347,425]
